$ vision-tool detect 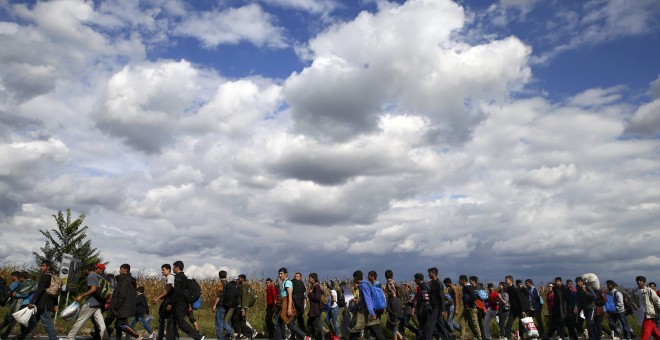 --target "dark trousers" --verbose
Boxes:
[231,308,254,337]
[307,315,323,340]
[265,305,276,338]
[349,324,385,340]
[583,309,599,340]
[293,300,306,339]
[168,303,202,340]
[505,313,524,340]
[529,309,546,337]
[157,302,174,340]
[425,306,441,340]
